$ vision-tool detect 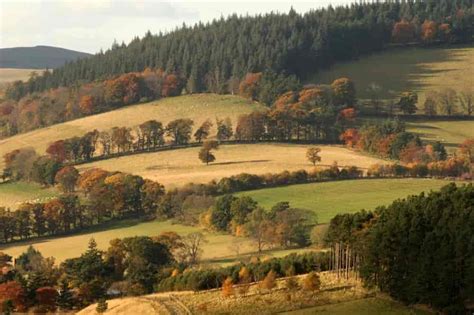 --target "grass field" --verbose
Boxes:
[283,297,431,315]
[0,181,58,209]
[405,120,474,152]
[0,94,262,169]
[310,45,474,105]
[77,144,385,188]
[0,68,44,83]
[238,178,453,224]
